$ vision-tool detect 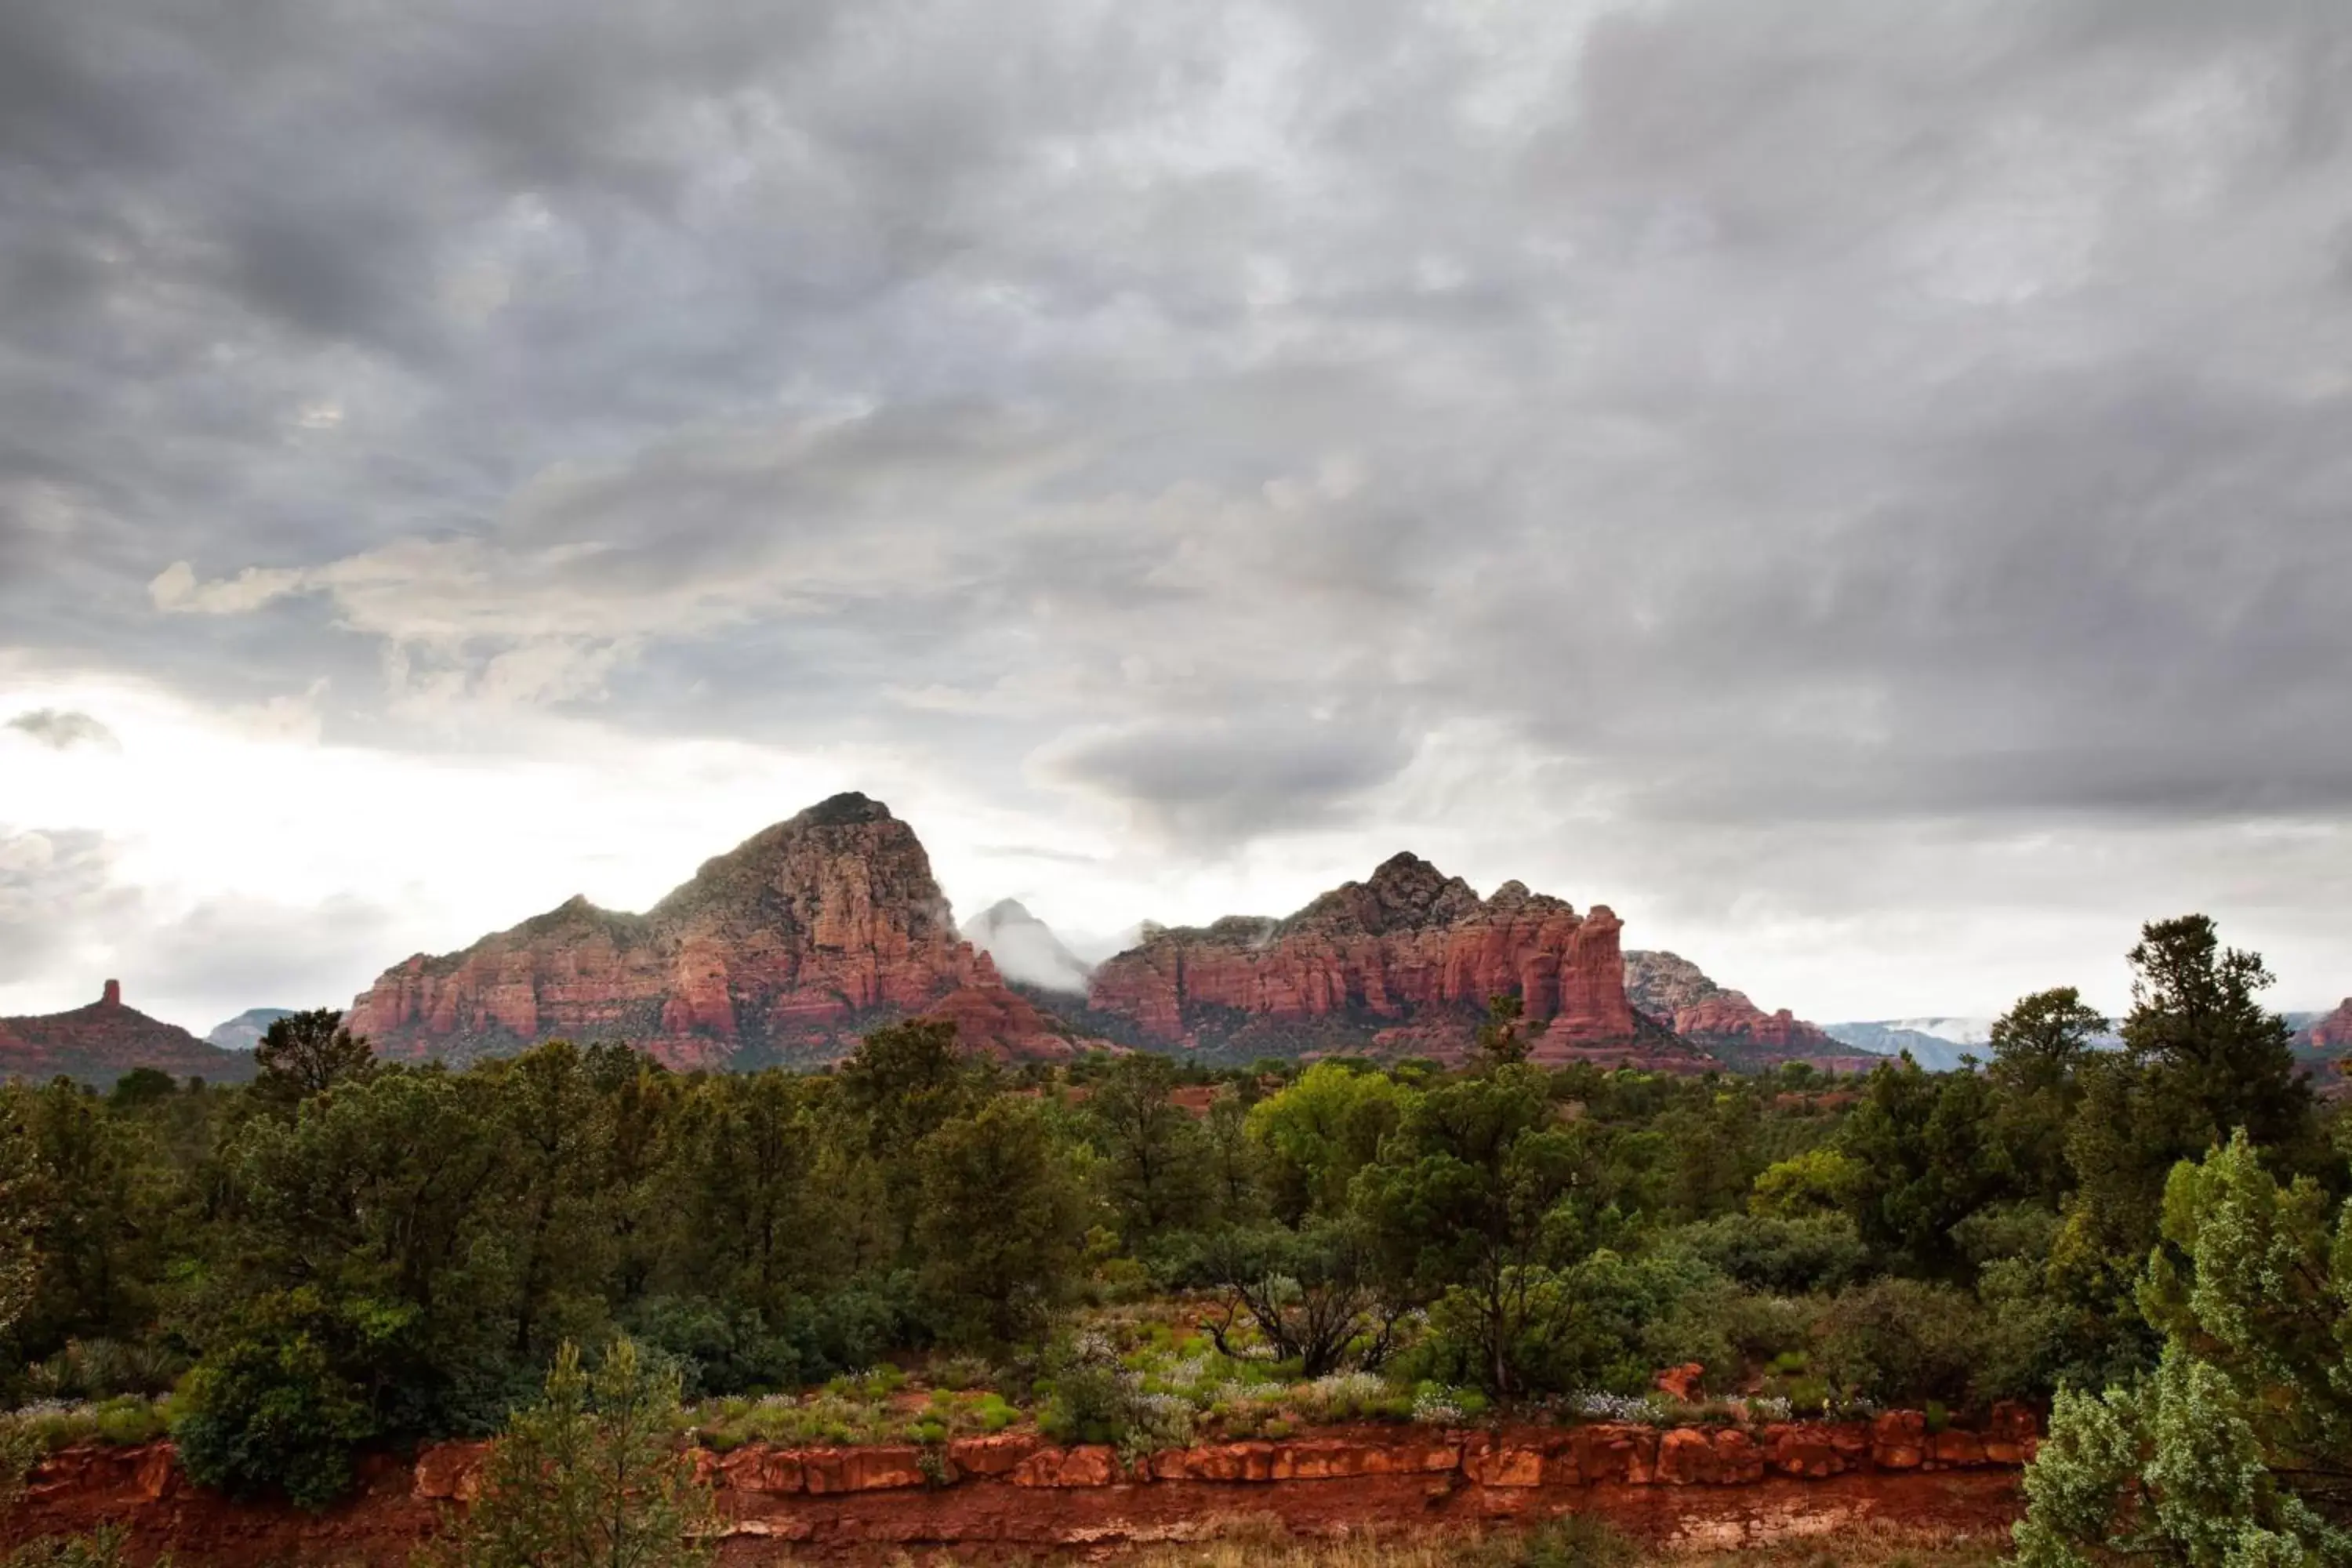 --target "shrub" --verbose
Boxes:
[1667,1213,1870,1294]
[172,1294,383,1511]
[1813,1279,1984,1408]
